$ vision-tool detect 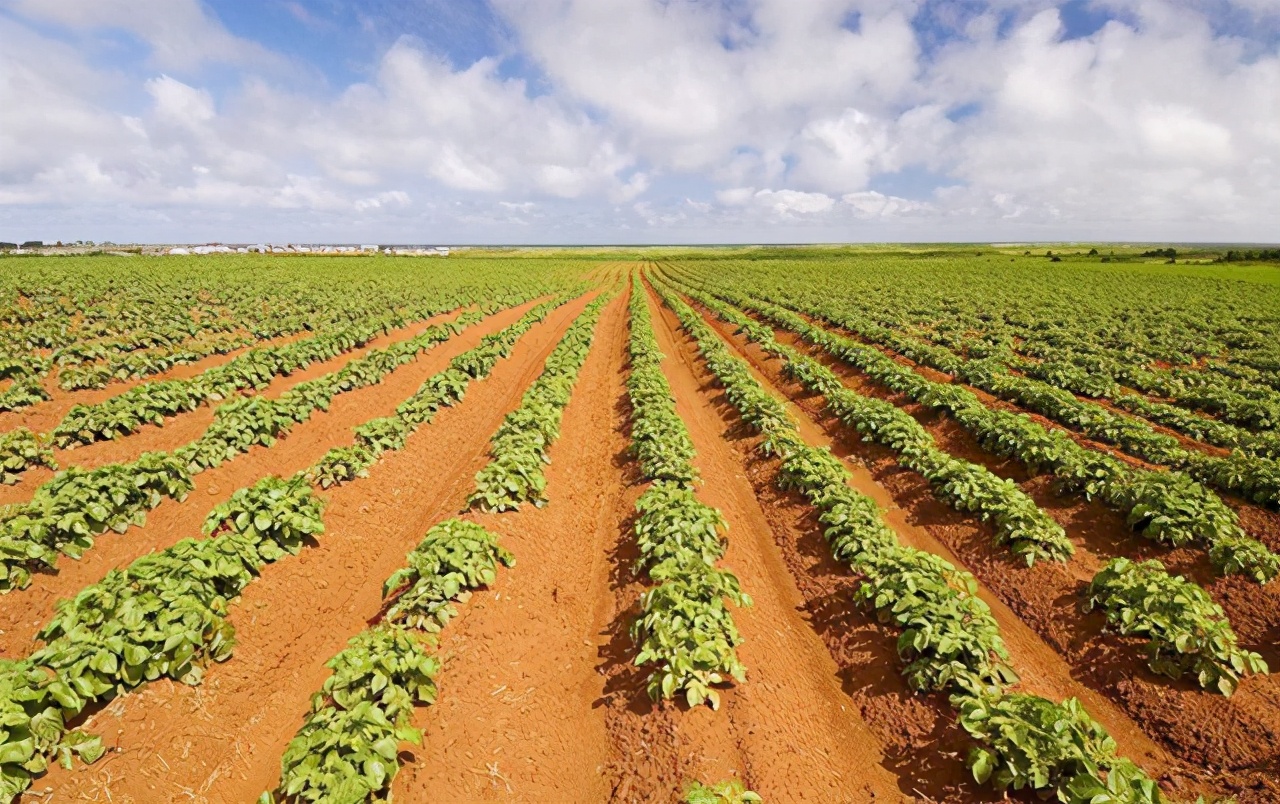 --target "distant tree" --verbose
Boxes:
[1088,248,1098,255]
[1219,248,1280,263]
[1050,256,1062,262]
